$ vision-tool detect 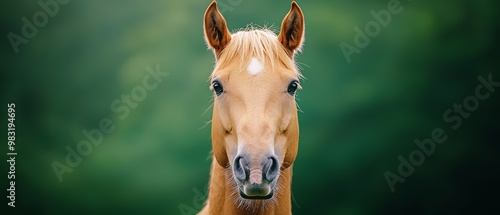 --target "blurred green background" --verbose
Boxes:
[1,0,499,214]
